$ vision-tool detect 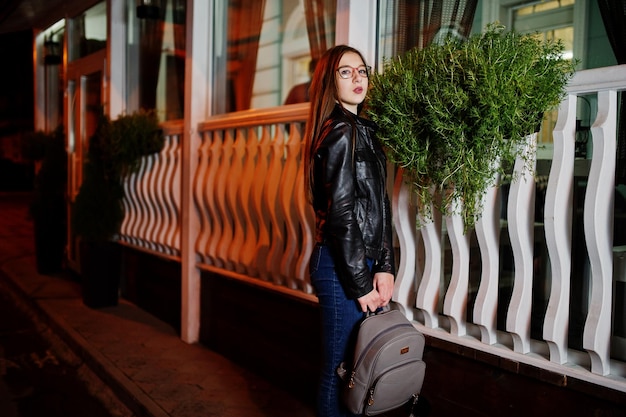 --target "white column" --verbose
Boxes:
[108,0,127,118]
[180,0,213,343]
[33,31,46,131]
